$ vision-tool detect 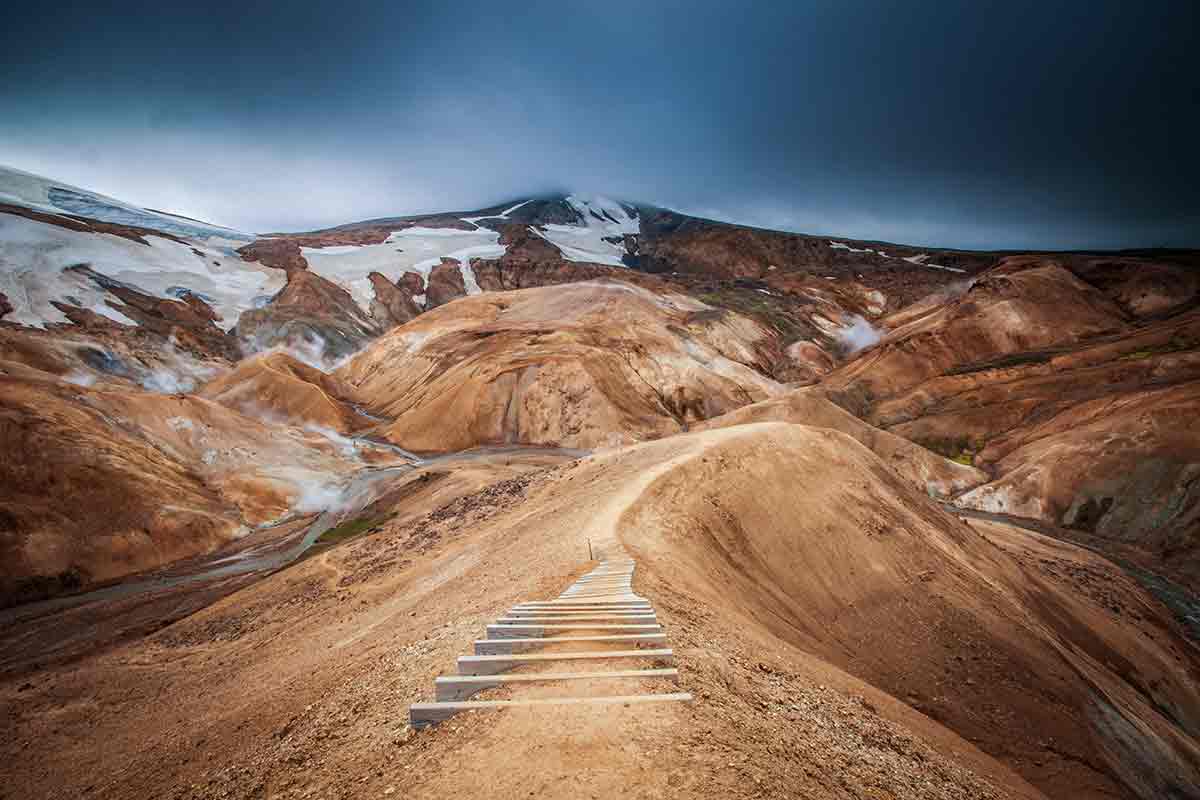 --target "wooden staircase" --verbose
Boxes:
[409,555,691,728]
